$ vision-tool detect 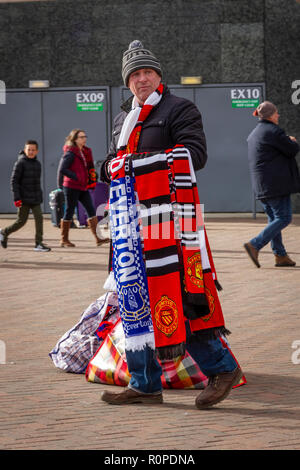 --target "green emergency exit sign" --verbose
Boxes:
[231,88,260,108]
[76,92,104,111]
[77,103,103,111]
[231,99,259,108]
